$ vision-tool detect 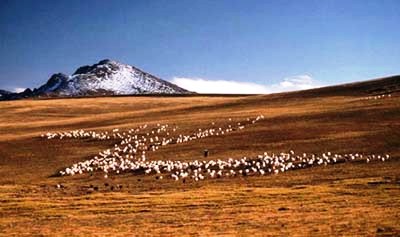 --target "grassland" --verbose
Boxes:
[0,86,399,236]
